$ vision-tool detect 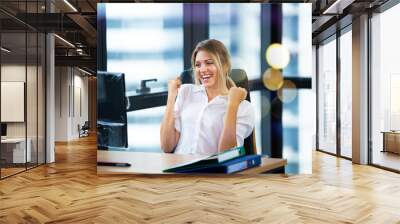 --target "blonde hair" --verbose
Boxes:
[191,39,236,94]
